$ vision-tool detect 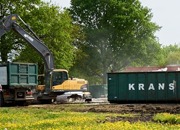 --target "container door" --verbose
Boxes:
[108,74,118,102]
[9,63,38,86]
[0,66,7,85]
